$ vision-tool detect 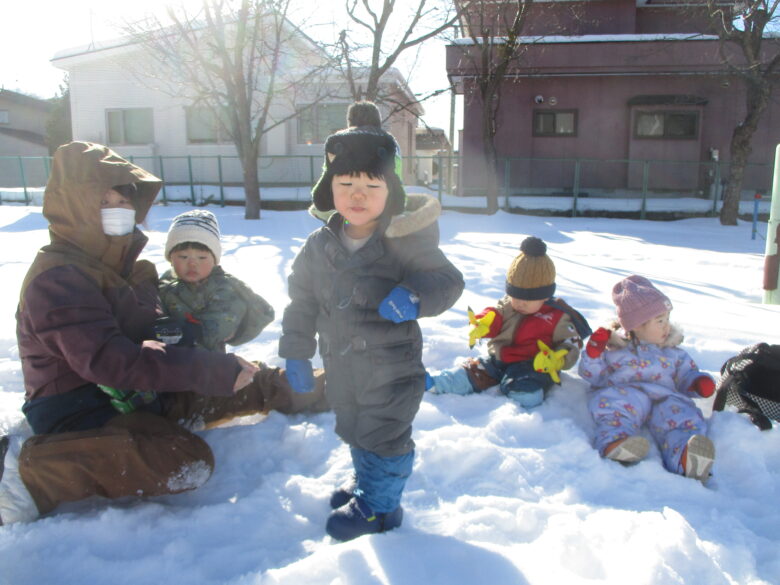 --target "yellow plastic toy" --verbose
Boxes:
[532,339,568,383]
[467,306,496,349]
